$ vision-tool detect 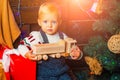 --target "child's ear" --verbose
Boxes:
[37,19,41,26]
